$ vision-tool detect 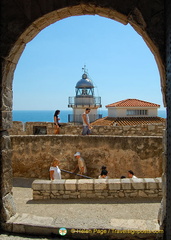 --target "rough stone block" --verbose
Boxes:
[155,177,162,189]
[125,191,138,197]
[118,191,125,197]
[80,193,87,198]
[101,192,108,197]
[71,192,79,195]
[94,179,108,190]
[77,179,94,190]
[12,223,26,233]
[51,179,65,191]
[63,195,70,199]
[108,179,121,190]
[131,178,145,189]
[65,179,77,191]
[70,195,78,199]
[138,190,148,197]
[32,180,51,191]
[121,178,132,189]
[42,183,51,191]
[87,193,96,198]
[65,190,71,194]
[2,192,16,221]
[59,191,64,194]
[33,195,44,200]
[50,194,57,199]
[43,195,50,199]
[144,178,158,189]
[97,196,105,199]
